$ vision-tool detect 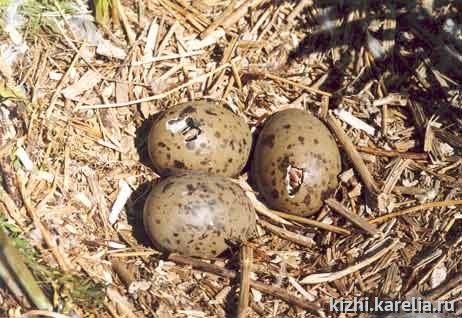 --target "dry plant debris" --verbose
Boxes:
[0,0,462,317]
